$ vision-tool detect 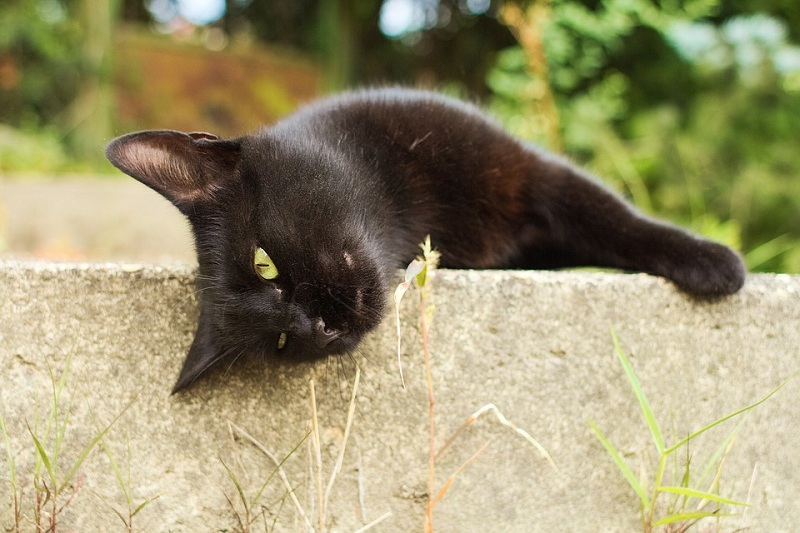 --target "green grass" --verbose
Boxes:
[0,357,147,531]
[96,426,161,532]
[590,331,796,532]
